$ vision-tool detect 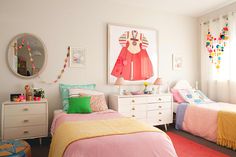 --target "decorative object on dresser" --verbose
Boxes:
[153,77,163,94]
[25,84,33,101]
[33,88,45,101]
[114,77,125,95]
[1,100,48,145]
[109,94,173,131]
